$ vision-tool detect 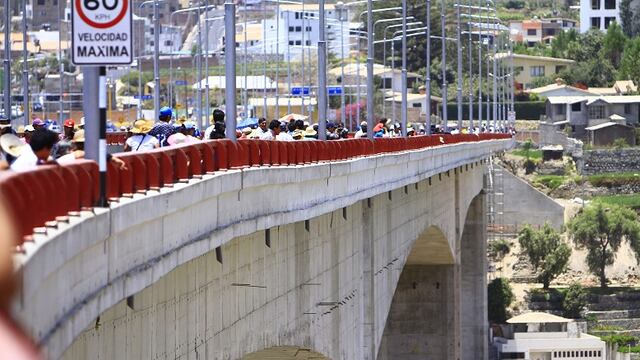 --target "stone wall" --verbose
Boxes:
[581,149,640,175]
